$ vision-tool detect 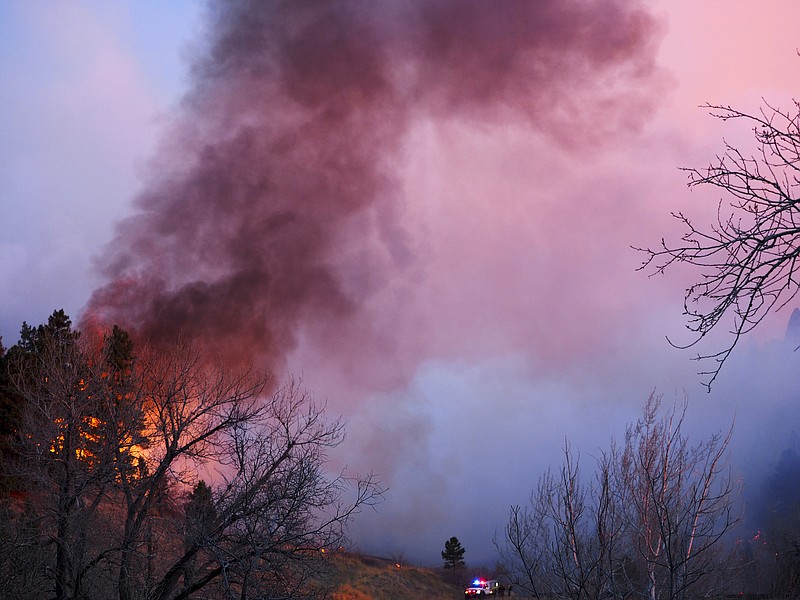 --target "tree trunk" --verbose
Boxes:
[55,427,75,600]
